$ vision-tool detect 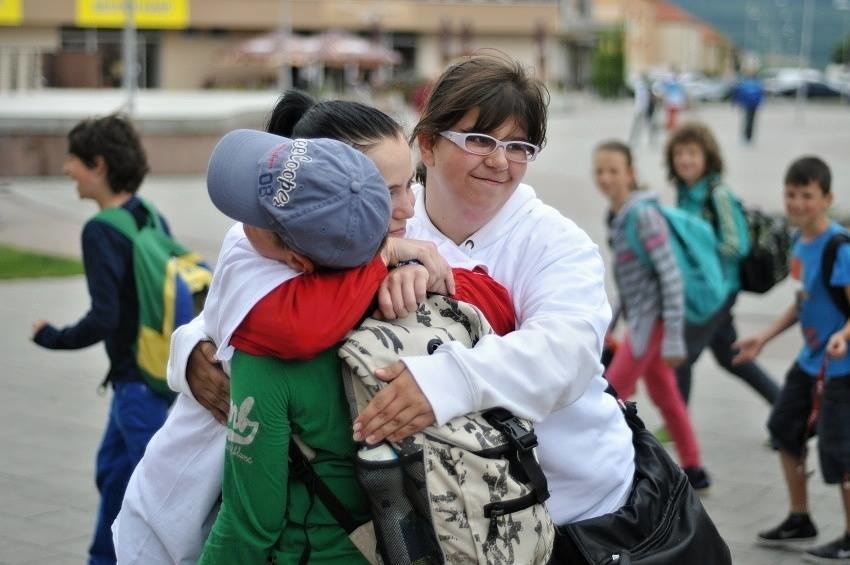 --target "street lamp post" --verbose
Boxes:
[122,0,137,115]
[836,0,850,103]
[795,0,814,122]
[278,0,292,91]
